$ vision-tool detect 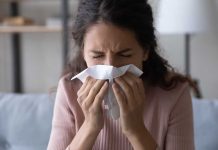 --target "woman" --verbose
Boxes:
[47,0,195,149]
